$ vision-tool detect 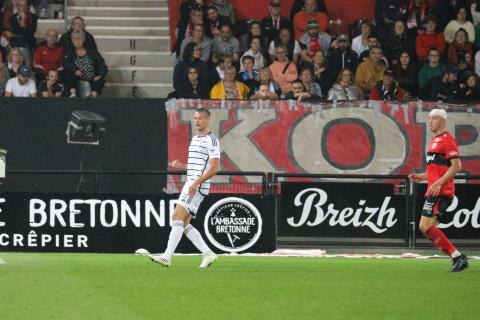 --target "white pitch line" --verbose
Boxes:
[0,258,6,265]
